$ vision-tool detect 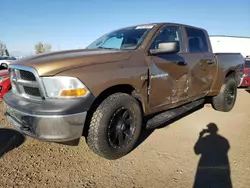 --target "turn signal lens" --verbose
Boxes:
[3,77,9,81]
[0,76,9,83]
[60,88,87,97]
